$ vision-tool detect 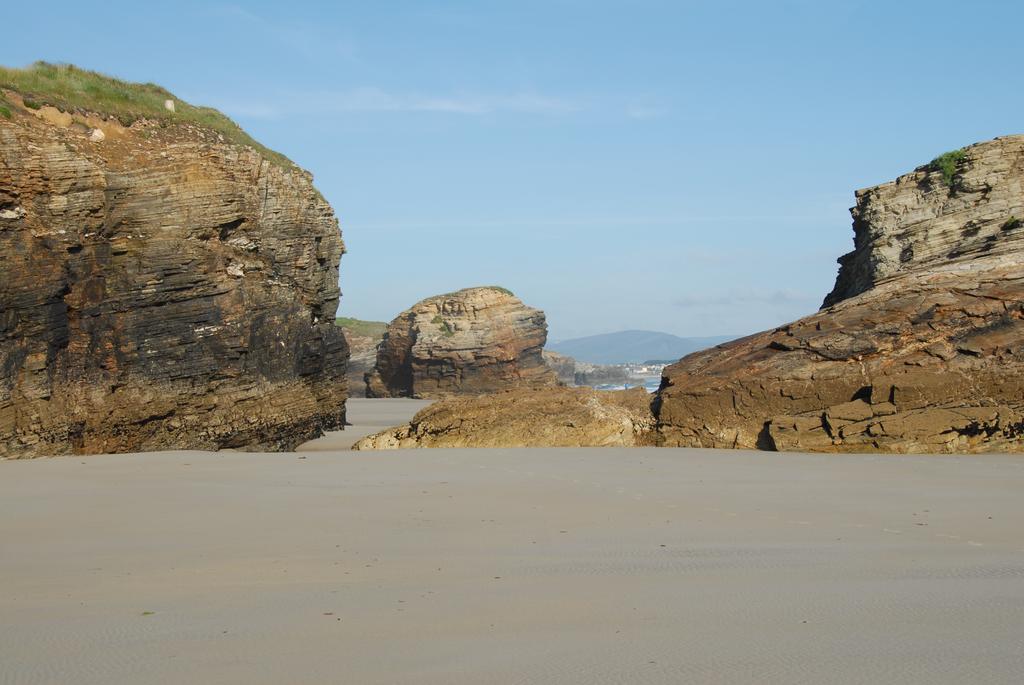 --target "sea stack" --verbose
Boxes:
[365,286,558,398]
[0,66,348,458]
[355,136,1024,453]
[654,136,1024,453]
